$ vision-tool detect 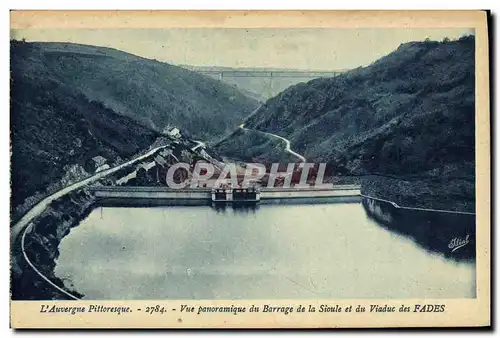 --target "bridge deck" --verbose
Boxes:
[198,71,343,78]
